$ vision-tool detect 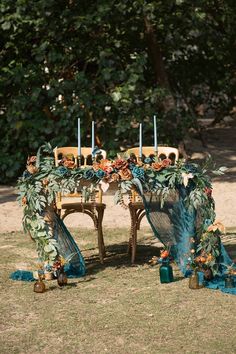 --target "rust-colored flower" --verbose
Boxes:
[97,159,113,172]
[161,158,171,168]
[112,159,128,170]
[204,187,212,198]
[151,162,163,171]
[22,196,27,205]
[42,179,49,187]
[118,168,132,180]
[207,221,225,234]
[26,164,38,174]
[27,156,37,165]
[63,160,75,169]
